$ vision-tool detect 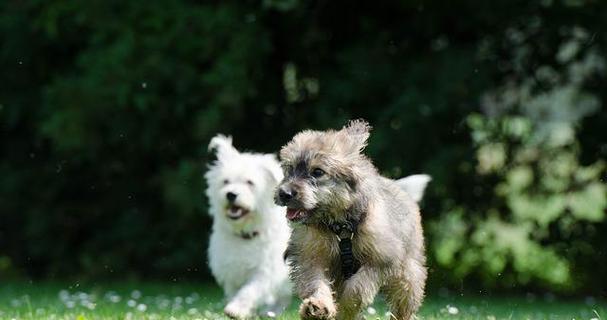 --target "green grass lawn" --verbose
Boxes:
[1,281,605,320]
